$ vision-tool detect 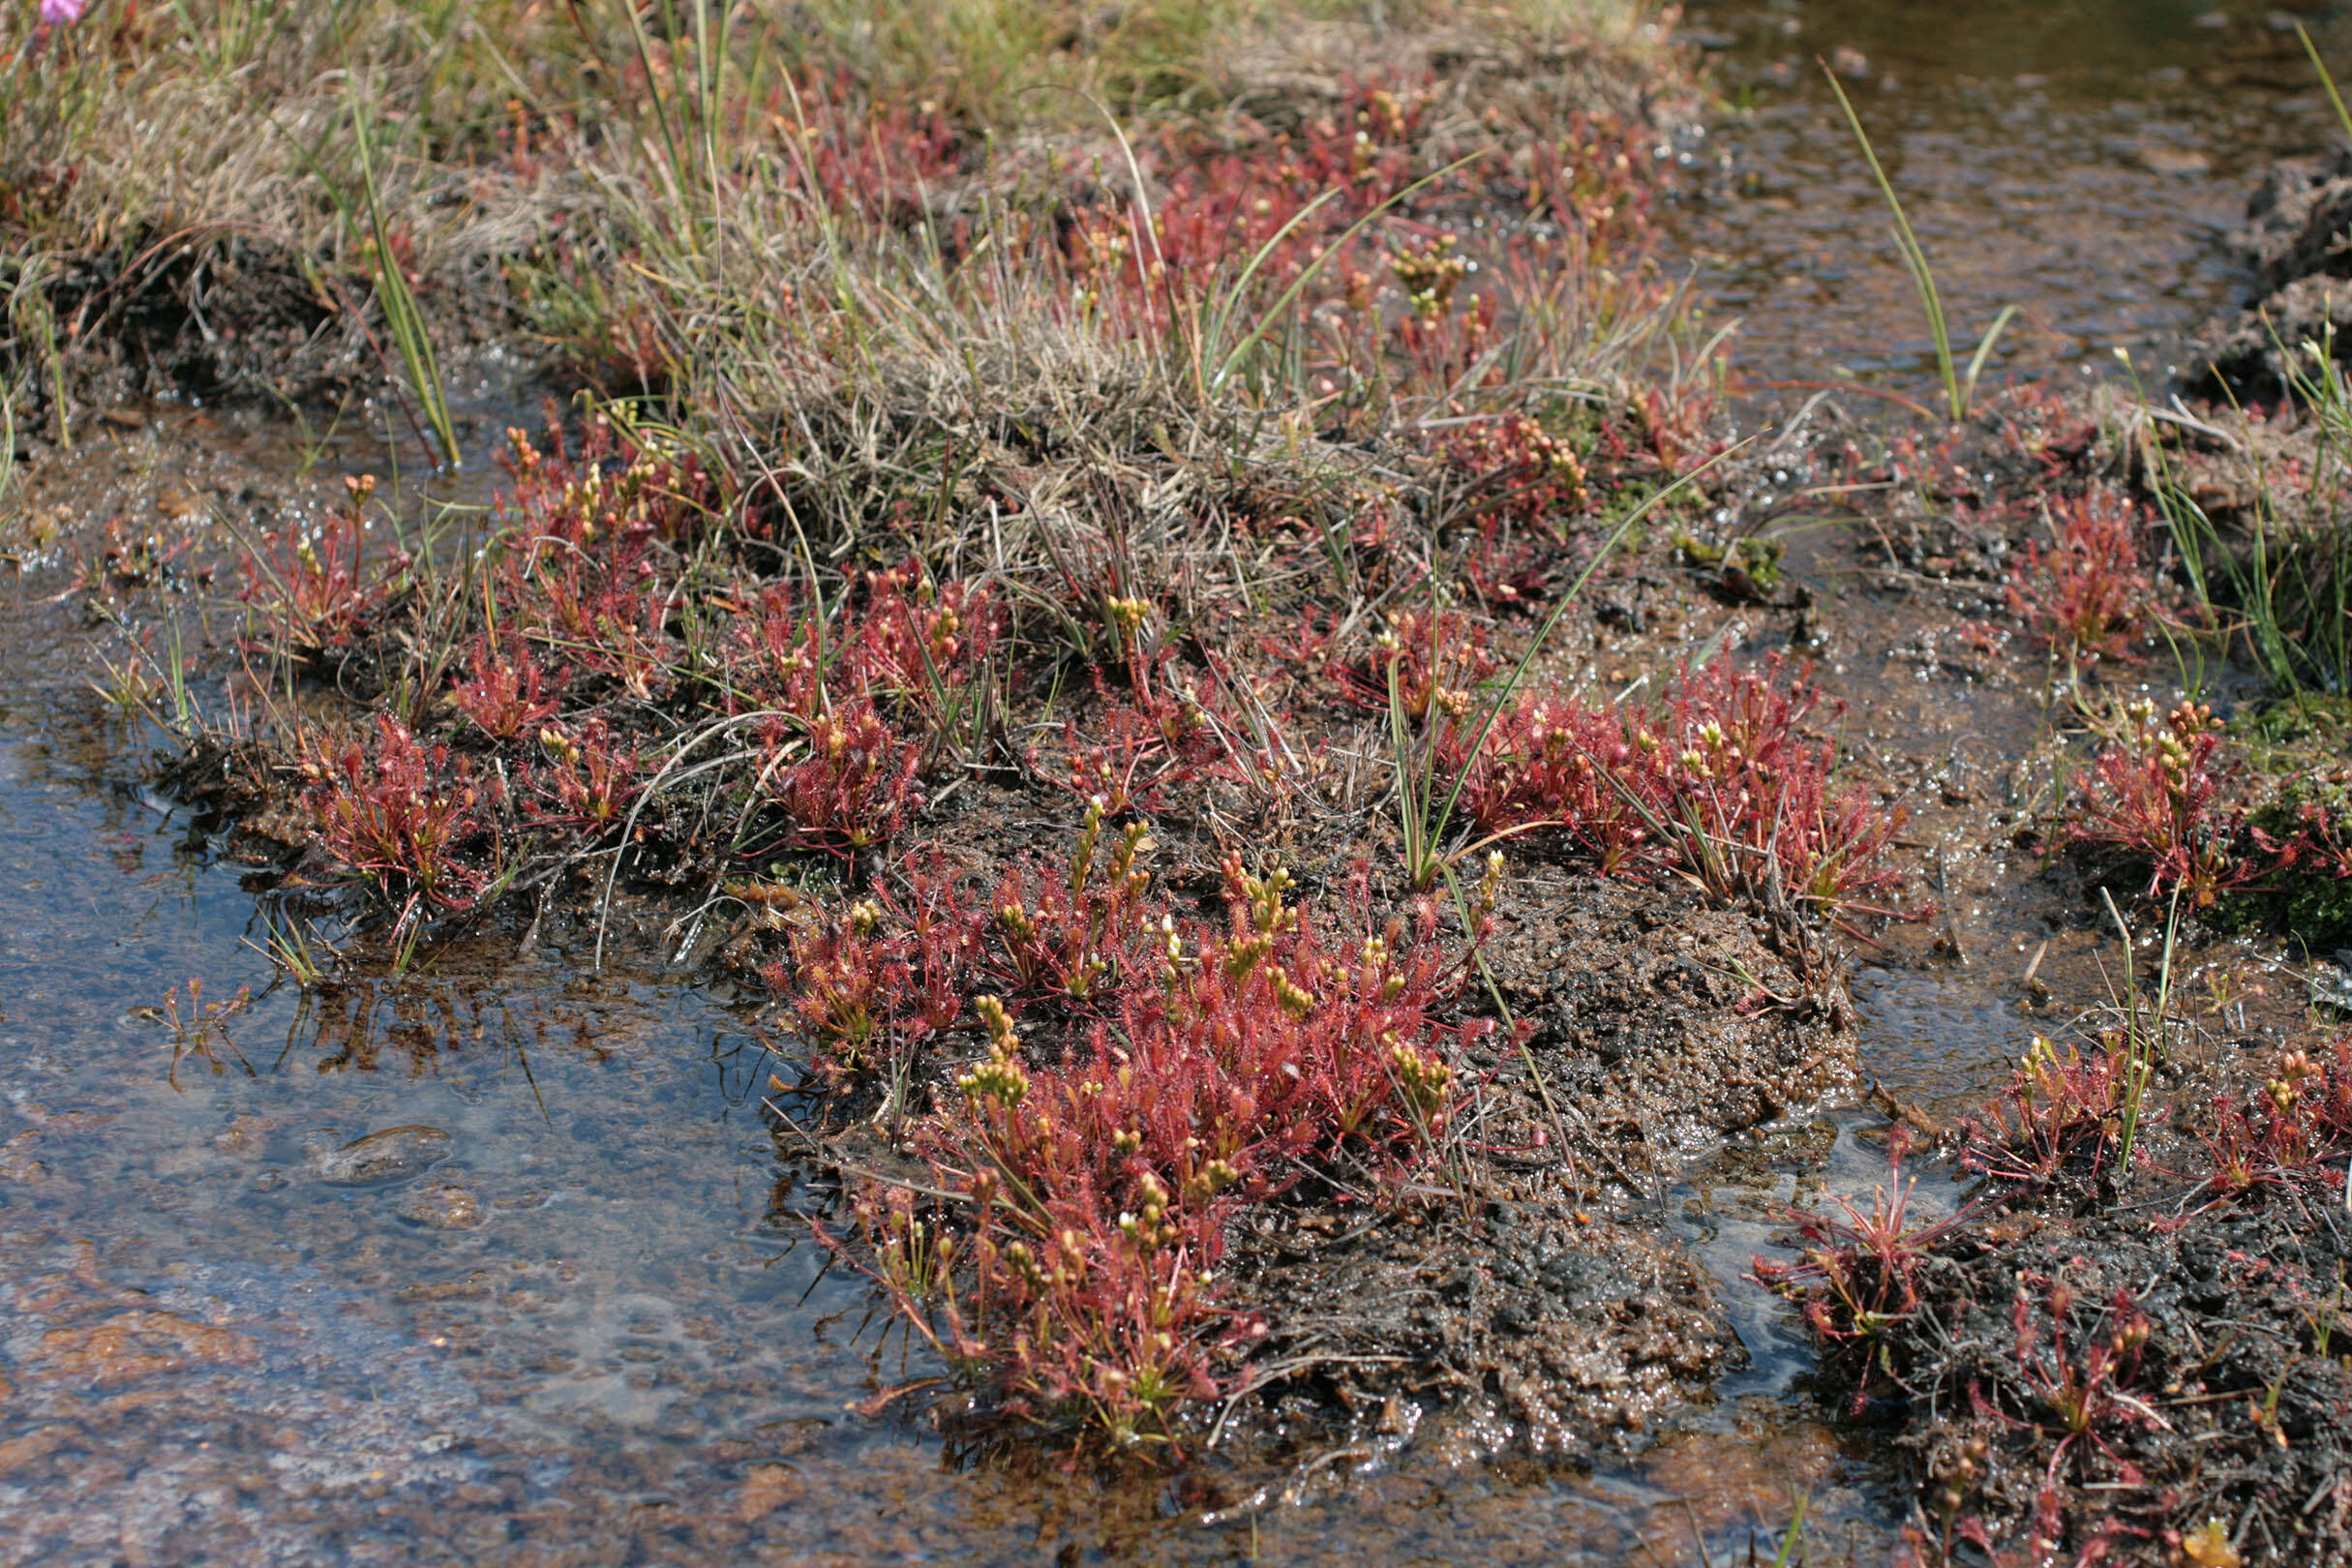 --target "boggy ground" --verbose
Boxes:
[13,1,2352,1563]
[17,0,1839,1474]
[1720,356,2352,1561]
